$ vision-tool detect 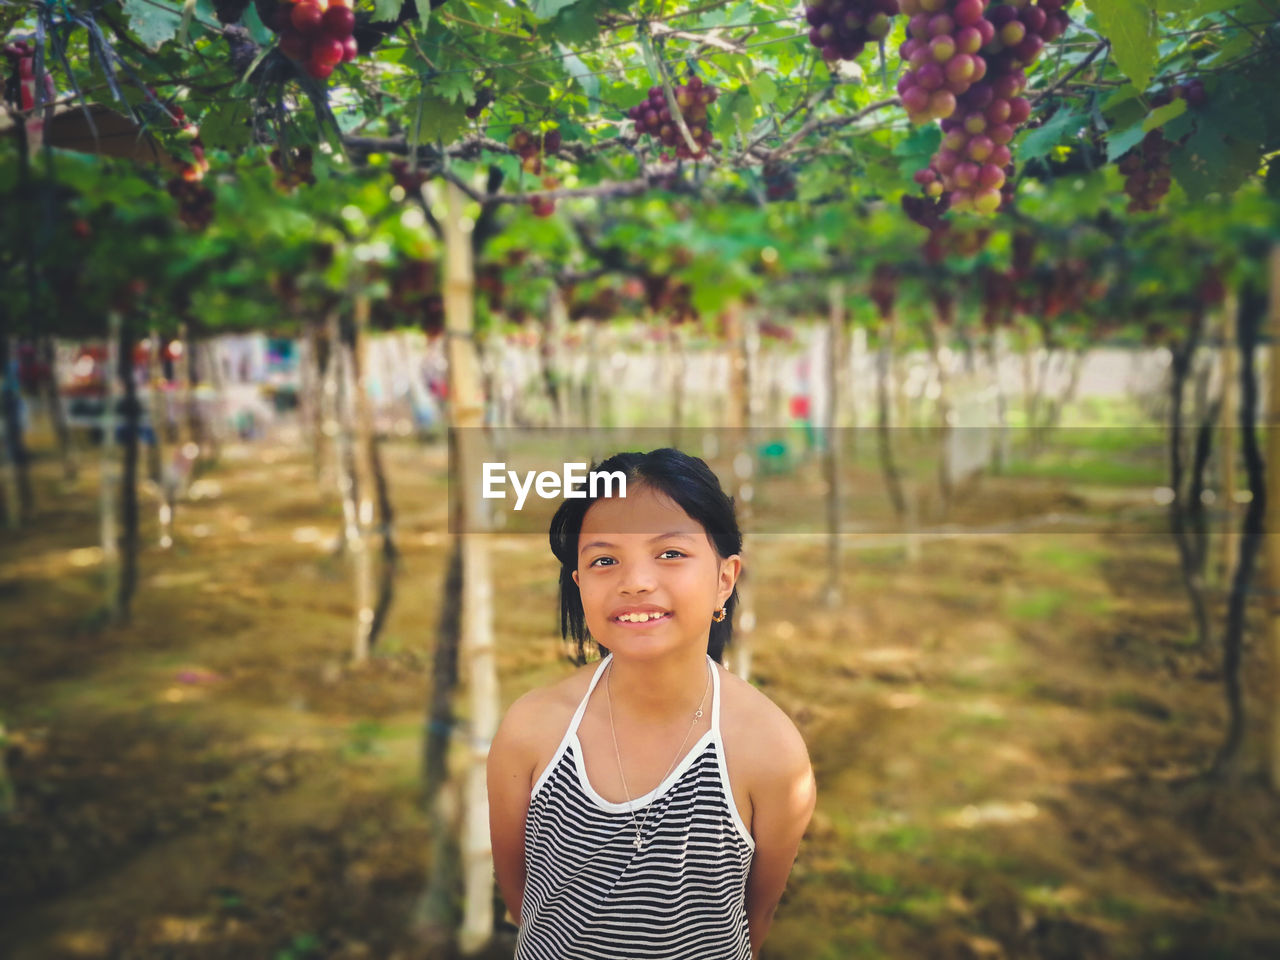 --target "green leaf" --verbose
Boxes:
[1101,84,1142,112]
[1016,107,1086,164]
[241,2,274,44]
[1105,120,1147,162]
[1142,98,1186,132]
[749,73,777,109]
[372,0,405,23]
[531,0,579,20]
[1105,120,1146,162]
[1189,0,1249,14]
[1084,0,1157,92]
[434,71,475,105]
[416,94,469,143]
[198,102,254,150]
[713,86,753,140]
[413,0,431,32]
[892,123,940,158]
[177,0,198,45]
[1170,116,1259,200]
[549,1,601,45]
[558,44,600,110]
[121,0,183,51]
